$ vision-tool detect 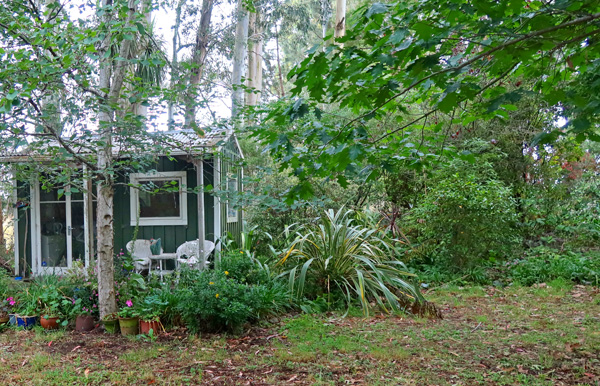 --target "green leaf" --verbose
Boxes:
[365,3,388,18]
